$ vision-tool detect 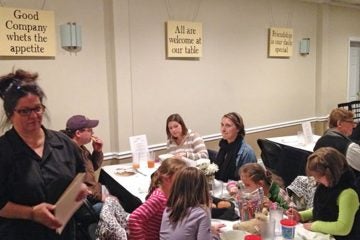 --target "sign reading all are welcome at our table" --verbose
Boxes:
[0,7,55,57]
[166,21,202,58]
